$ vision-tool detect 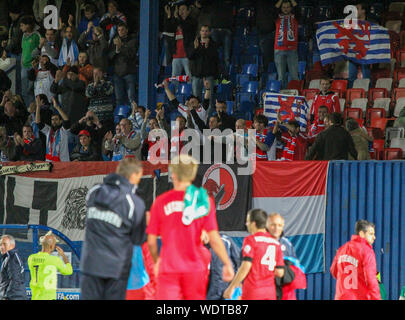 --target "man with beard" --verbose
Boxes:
[35,96,71,162]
